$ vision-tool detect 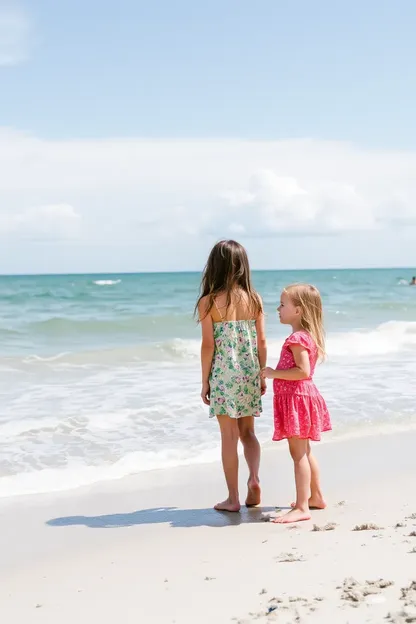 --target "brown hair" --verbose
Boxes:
[195,240,262,320]
[284,283,326,360]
